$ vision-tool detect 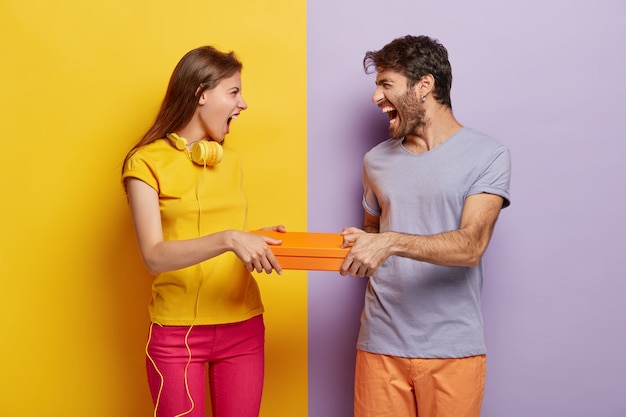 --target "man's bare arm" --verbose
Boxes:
[340,193,504,276]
